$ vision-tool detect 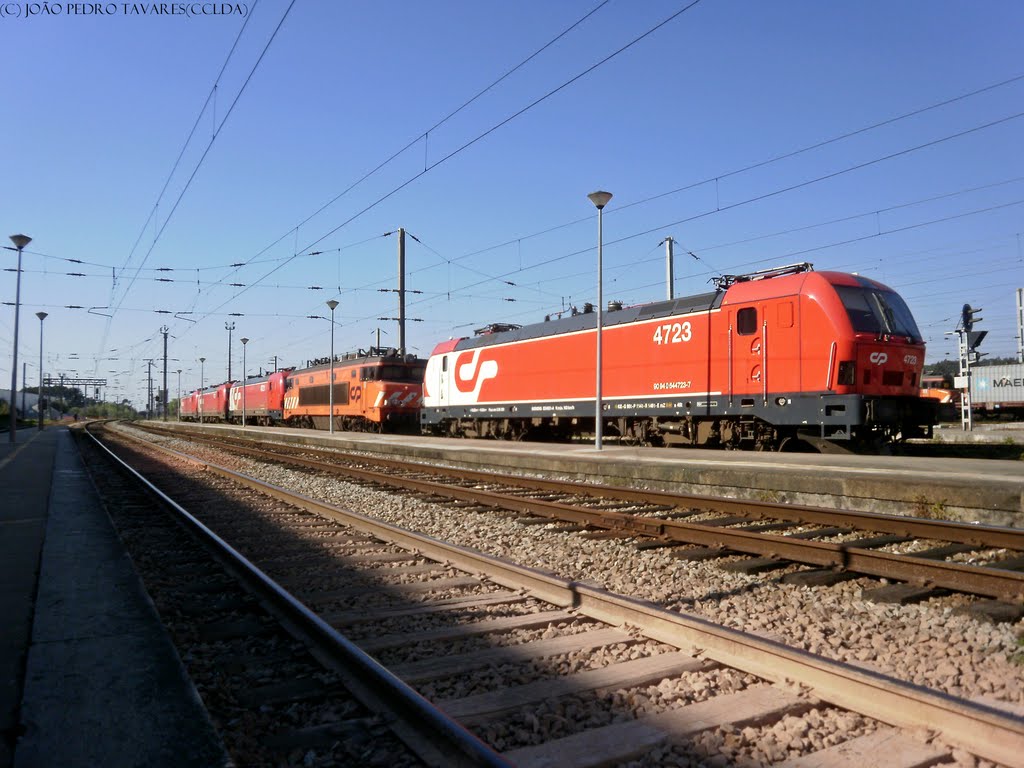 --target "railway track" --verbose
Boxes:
[139,423,1024,609]
[76,424,505,767]
[85,422,1024,766]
